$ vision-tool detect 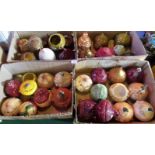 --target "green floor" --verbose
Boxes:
[0,118,73,124]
